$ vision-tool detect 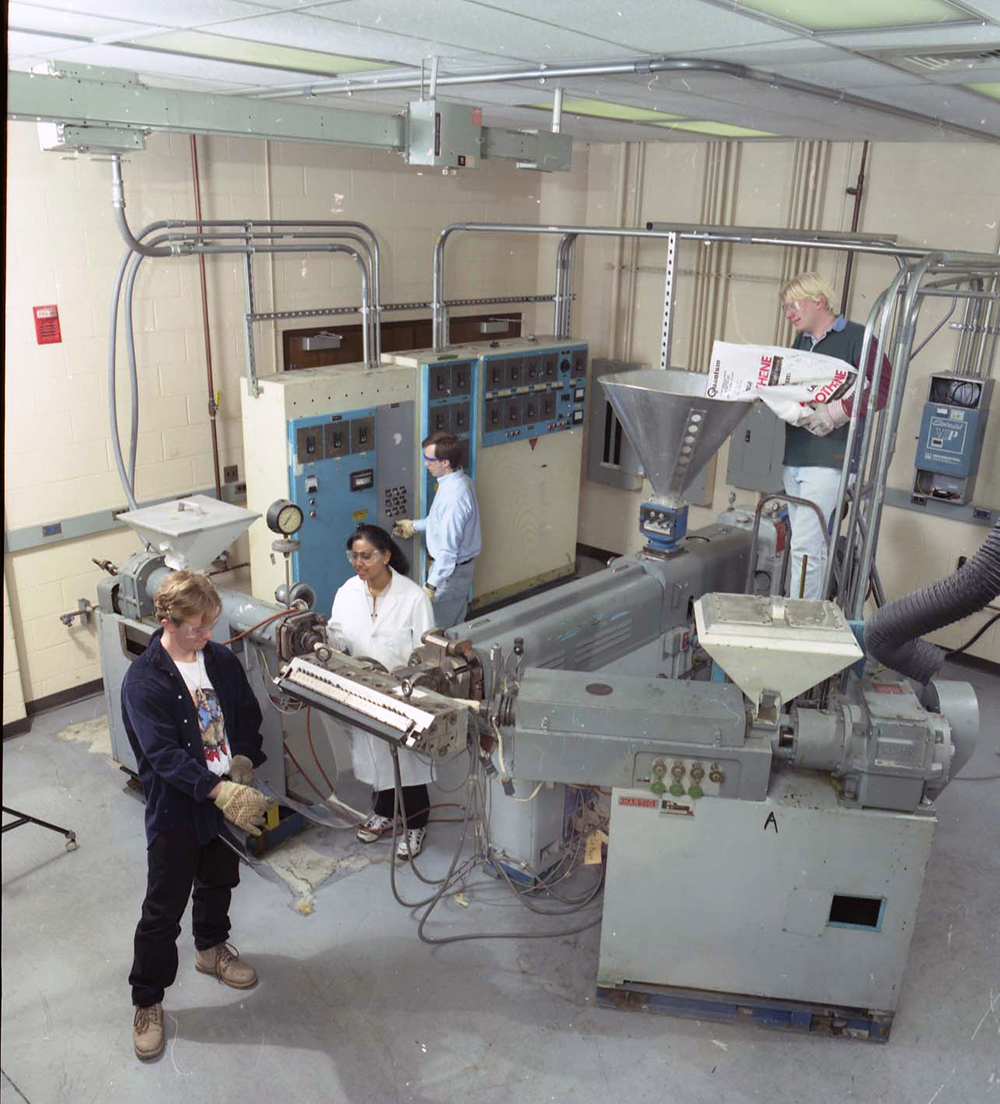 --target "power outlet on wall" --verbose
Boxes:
[224,465,239,484]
